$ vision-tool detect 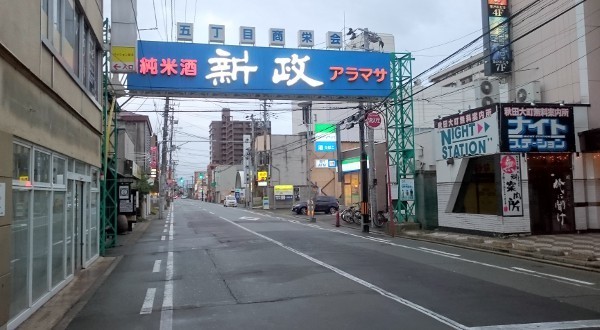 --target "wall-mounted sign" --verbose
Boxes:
[500,154,523,216]
[341,157,369,172]
[274,185,294,201]
[434,106,499,160]
[499,104,575,152]
[315,123,337,152]
[119,184,130,200]
[481,0,511,75]
[128,41,391,100]
[111,46,136,73]
[399,179,415,201]
[315,159,337,168]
